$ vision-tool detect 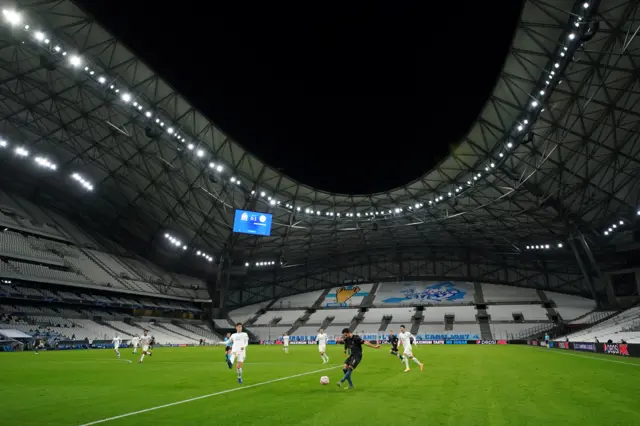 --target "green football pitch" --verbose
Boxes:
[1,344,639,426]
